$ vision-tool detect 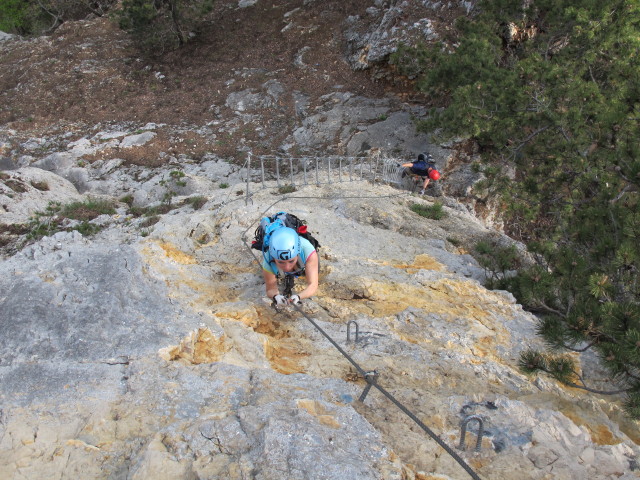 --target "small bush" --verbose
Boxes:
[5,179,28,193]
[278,185,297,194]
[169,170,187,187]
[0,224,30,235]
[120,194,135,206]
[184,196,207,210]
[410,202,445,220]
[127,200,175,217]
[219,183,229,189]
[147,203,174,215]
[30,180,49,191]
[447,237,462,247]
[139,215,160,228]
[73,221,102,236]
[26,202,63,239]
[26,199,115,240]
[61,199,116,221]
[127,205,148,217]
